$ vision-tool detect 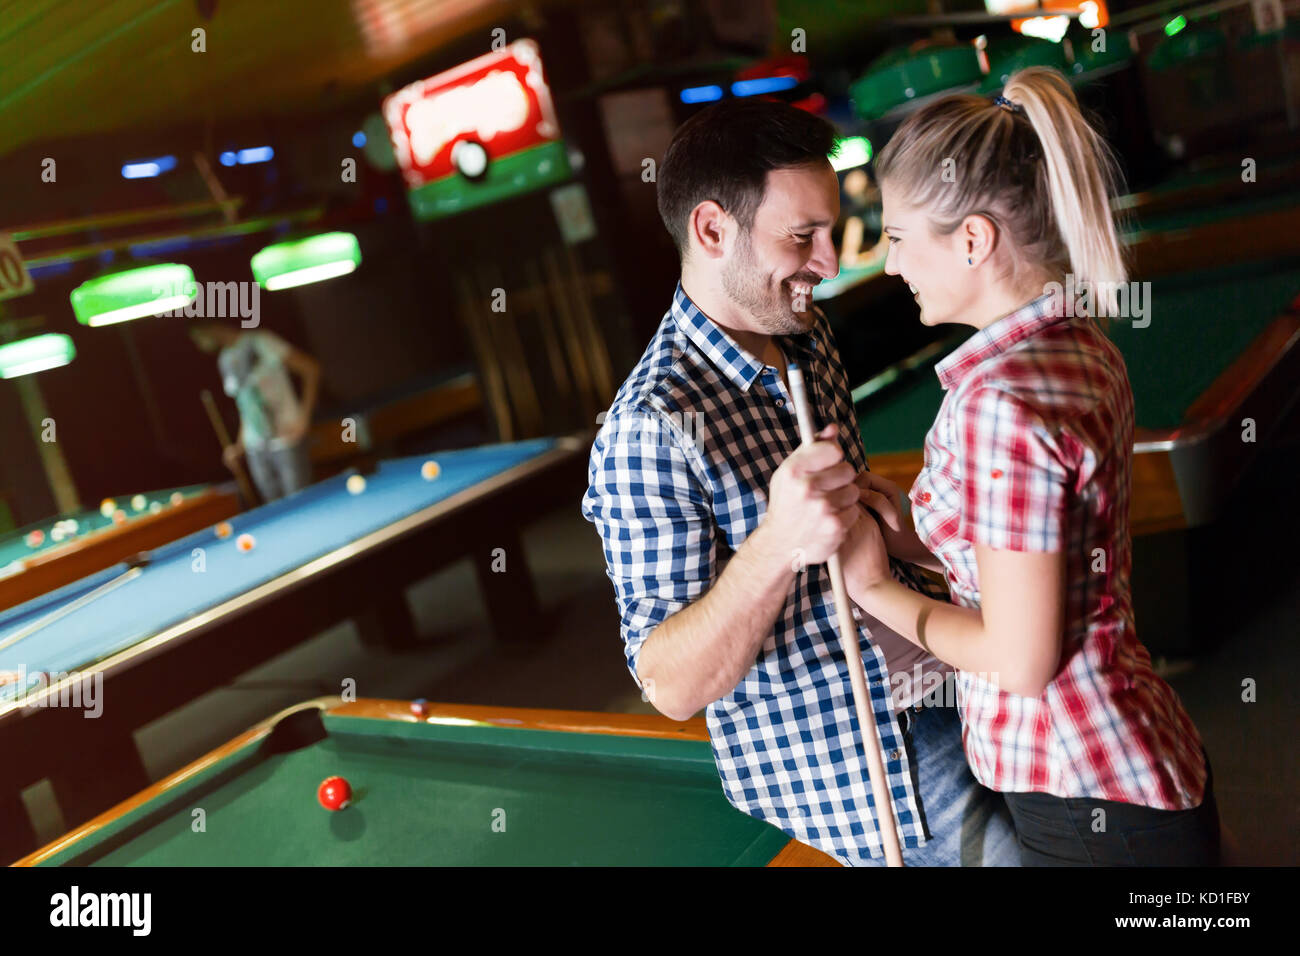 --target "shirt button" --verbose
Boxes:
[889,749,901,762]
[776,398,785,407]
[789,806,803,817]
[918,492,931,504]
